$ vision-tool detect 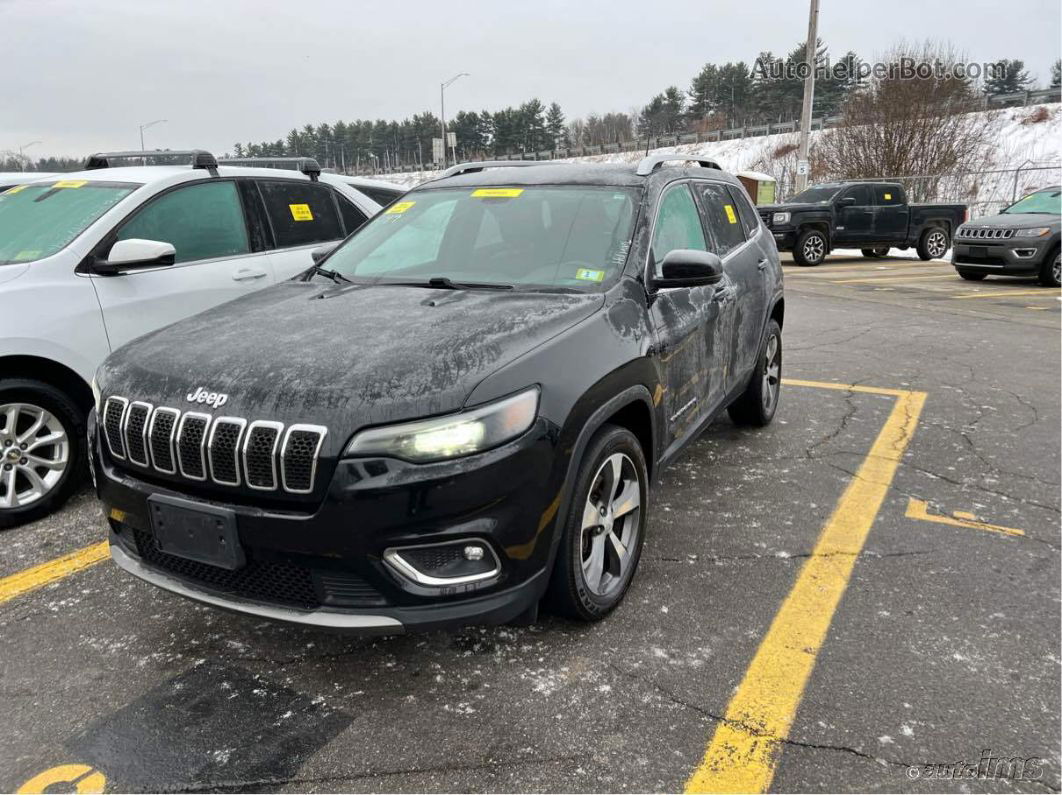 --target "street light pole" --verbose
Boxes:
[439,73,469,169]
[17,140,41,172]
[794,0,819,194]
[138,119,168,151]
